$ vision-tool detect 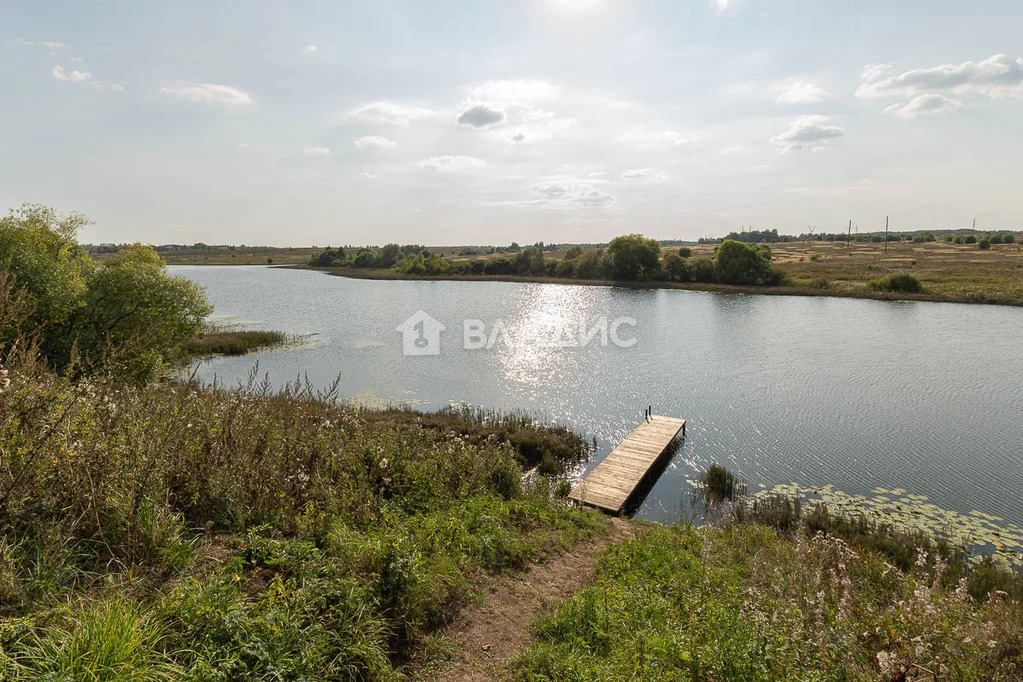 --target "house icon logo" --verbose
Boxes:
[396,310,446,356]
